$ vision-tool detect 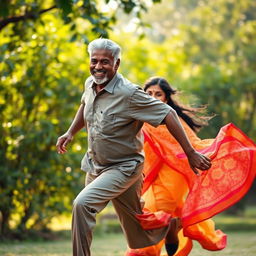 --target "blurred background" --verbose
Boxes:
[0,0,255,250]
